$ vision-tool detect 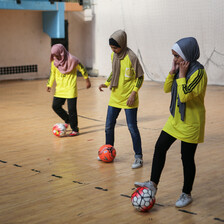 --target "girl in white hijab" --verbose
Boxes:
[135,37,207,208]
